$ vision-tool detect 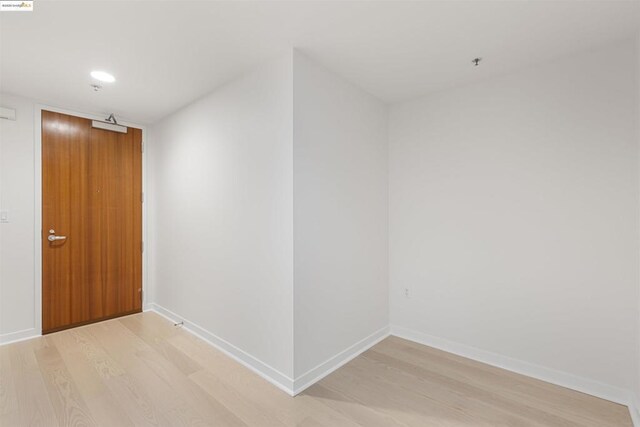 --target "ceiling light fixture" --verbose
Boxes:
[90,70,115,83]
